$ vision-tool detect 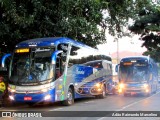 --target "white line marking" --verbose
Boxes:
[50,108,63,111]
[84,101,94,104]
[98,91,160,120]
[116,91,160,111]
